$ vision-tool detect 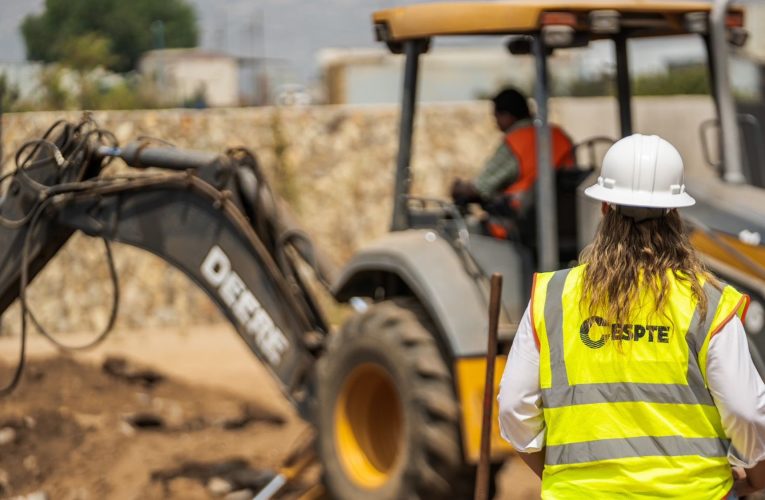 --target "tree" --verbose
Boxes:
[567,64,710,97]
[58,33,119,73]
[36,66,74,111]
[632,65,710,96]
[21,0,198,73]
